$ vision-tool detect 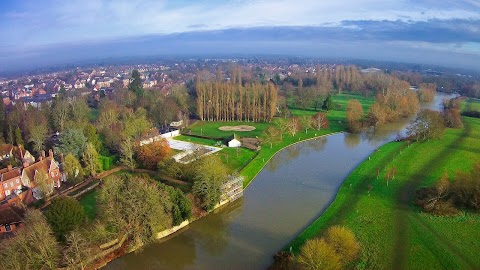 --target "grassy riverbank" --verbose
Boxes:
[289,116,480,269]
